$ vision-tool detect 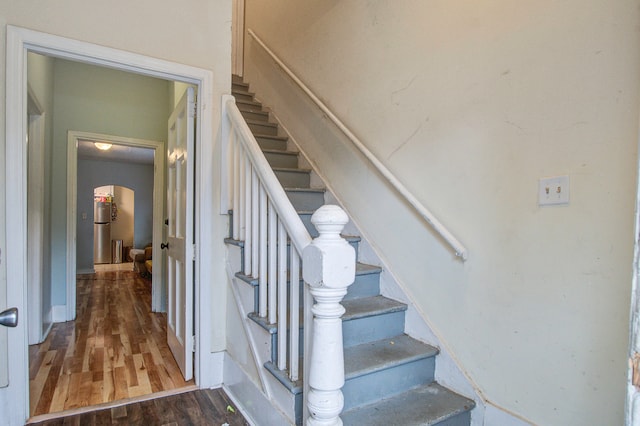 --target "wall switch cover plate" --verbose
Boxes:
[539,175,569,206]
